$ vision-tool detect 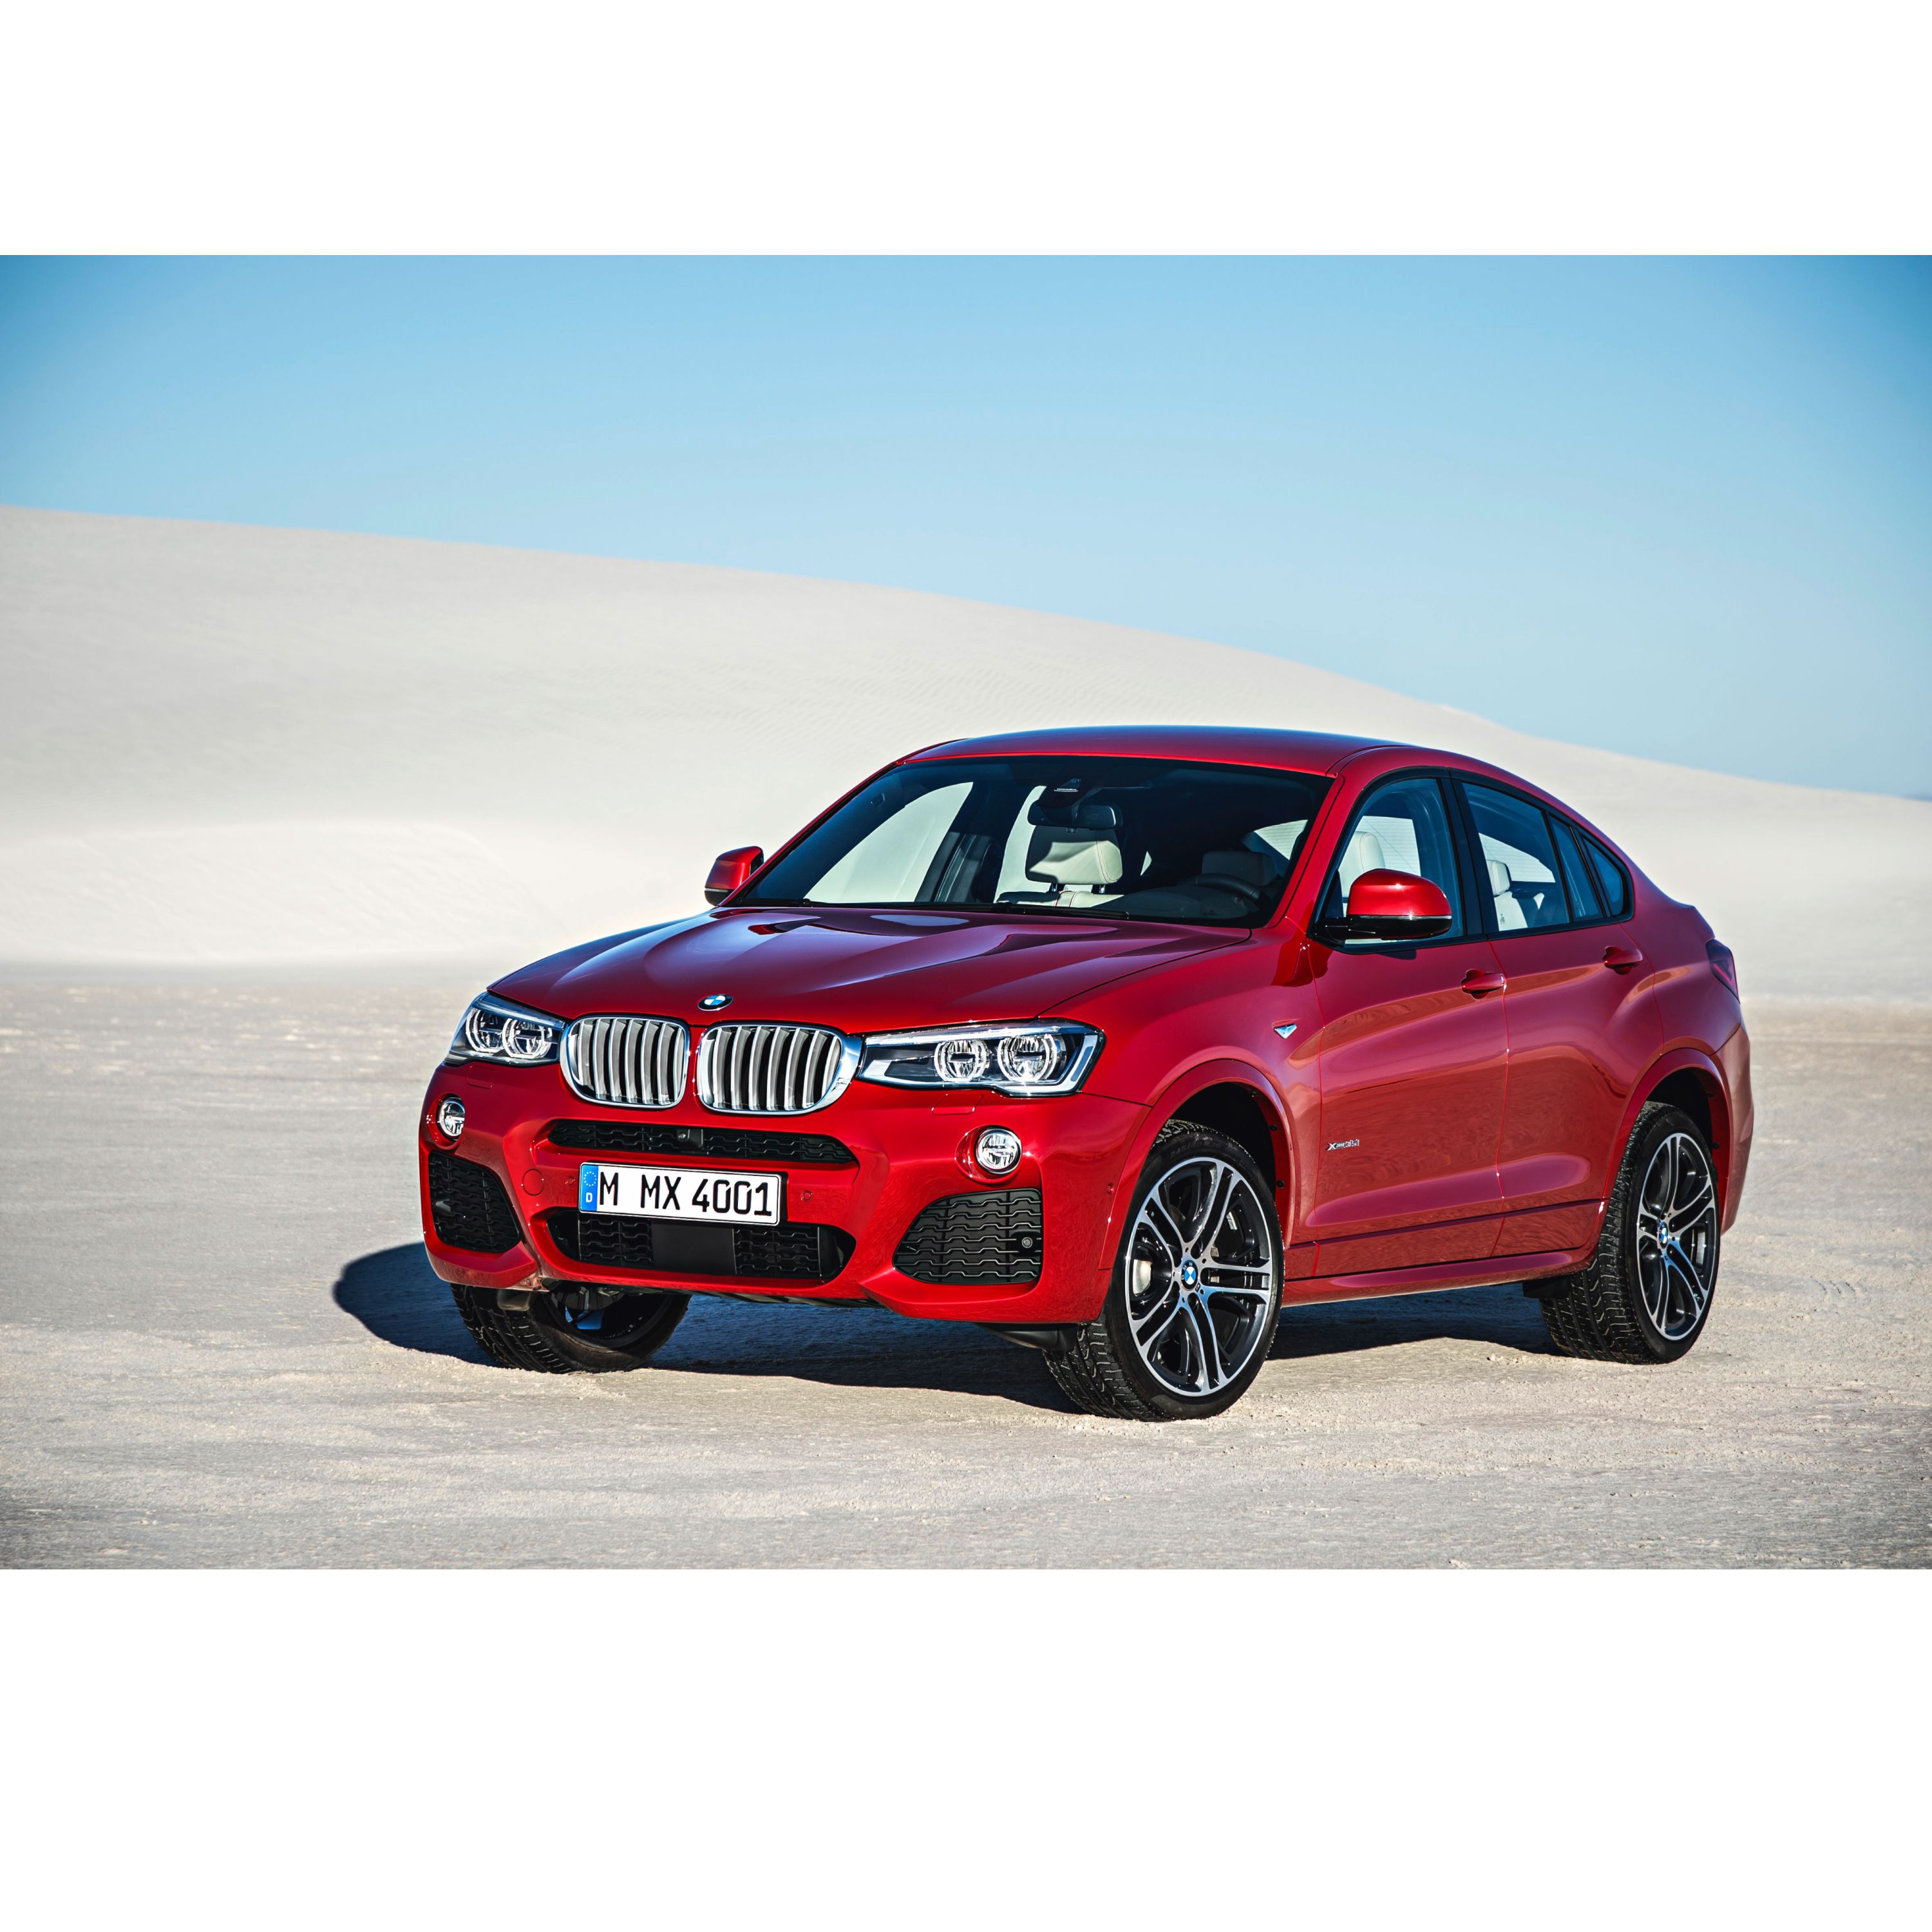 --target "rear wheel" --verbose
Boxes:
[451,1281,689,1372]
[1537,1102,1719,1363]
[1045,1121,1283,1421]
